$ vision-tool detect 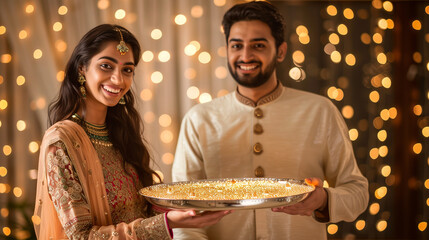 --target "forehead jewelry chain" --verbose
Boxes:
[114,28,129,55]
